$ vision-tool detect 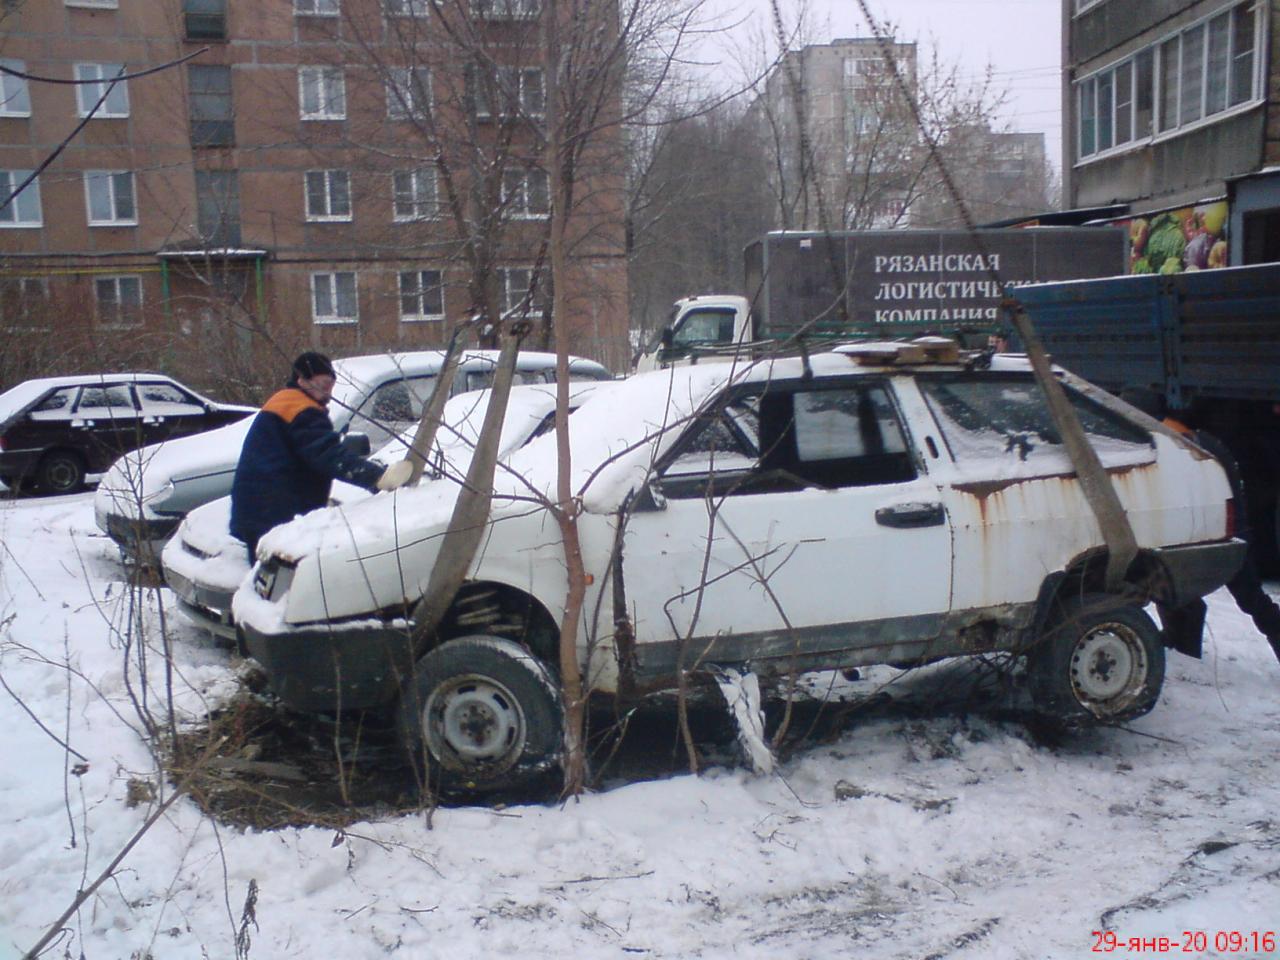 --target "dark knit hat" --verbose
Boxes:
[290,351,335,384]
